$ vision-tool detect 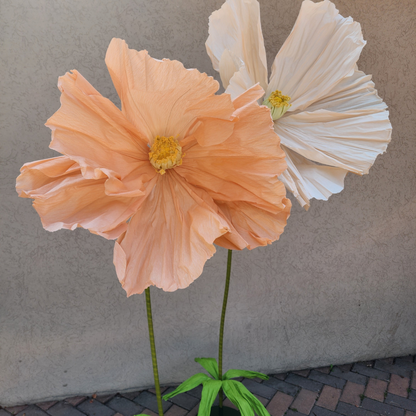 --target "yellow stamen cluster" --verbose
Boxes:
[263,90,292,121]
[149,135,183,175]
